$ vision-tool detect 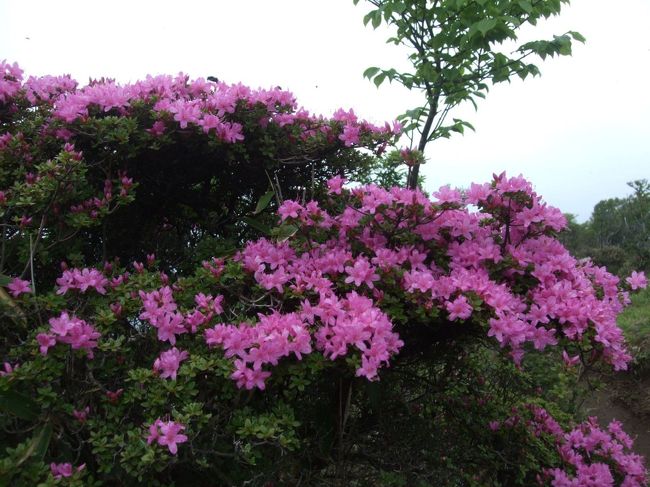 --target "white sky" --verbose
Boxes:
[1,0,648,221]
